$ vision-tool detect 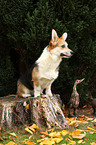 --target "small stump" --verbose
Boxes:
[0,94,68,129]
